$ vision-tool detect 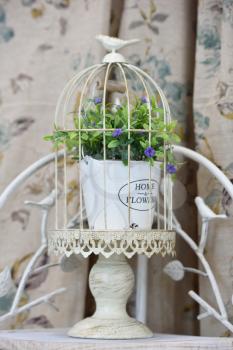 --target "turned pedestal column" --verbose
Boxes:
[68,254,152,339]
